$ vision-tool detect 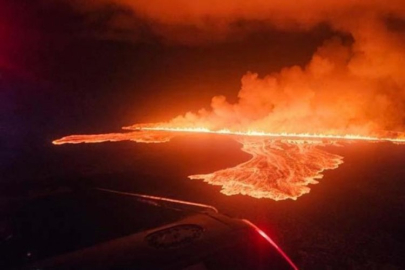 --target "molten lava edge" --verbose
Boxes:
[189,137,343,200]
[52,127,405,200]
[52,131,177,145]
